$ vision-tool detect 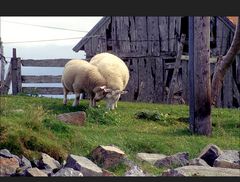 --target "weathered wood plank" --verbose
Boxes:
[0,63,11,94]
[236,54,240,85]
[159,16,169,53]
[21,59,70,67]
[169,17,176,53]
[181,55,218,63]
[11,49,18,95]
[181,60,188,103]
[135,17,148,56]
[223,66,233,108]
[22,87,64,95]
[137,58,148,102]
[21,75,62,83]
[155,57,164,102]
[167,34,185,104]
[0,42,4,82]
[129,16,137,53]
[147,16,160,56]
[17,58,22,93]
[233,79,240,106]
